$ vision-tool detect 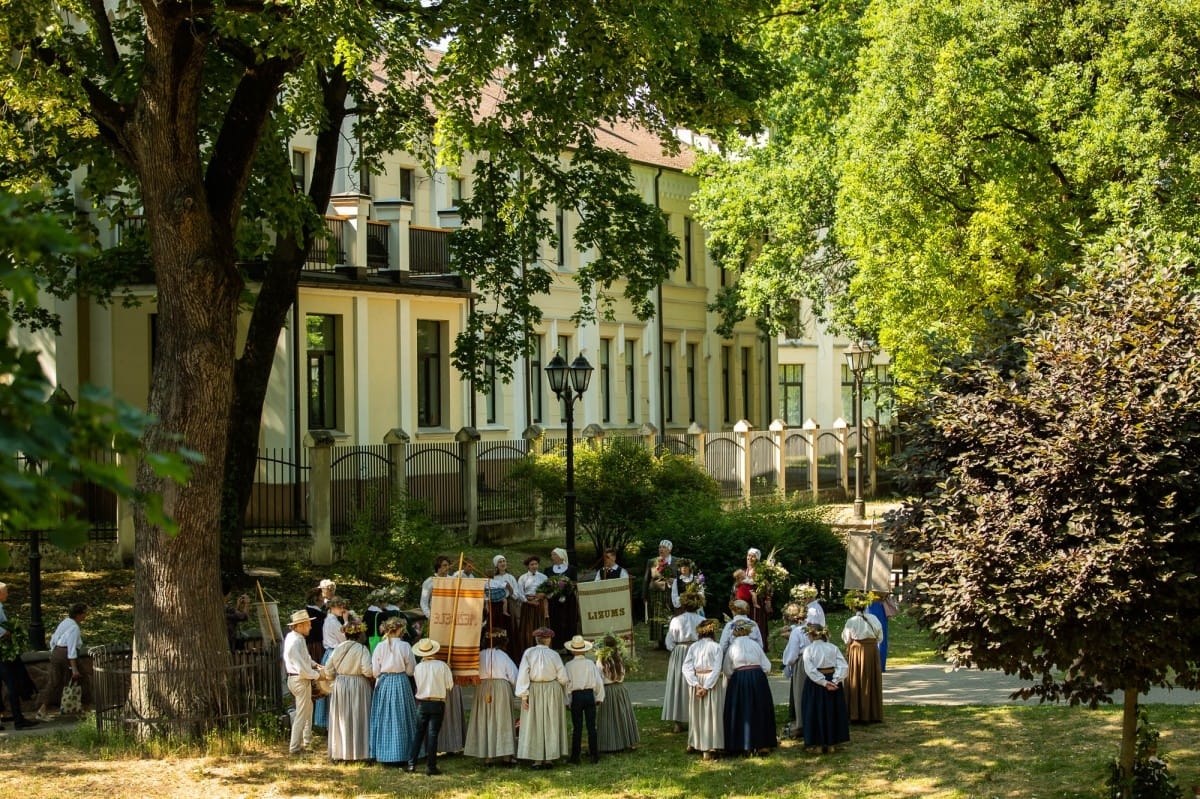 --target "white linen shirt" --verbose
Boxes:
[803,639,849,685]
[478,648,519,685]
[722,635,772,675]
[518,571,548,601]
[322,613,346,650]
[413,657,455,701]
[282,629,319,678]
[718,614,763,651]
[665,611,703,651]
[371,637,415,677]
[48,616,84,659]
[681,638,723,691]
[514,644,568,698]
[782,624,811,676]
[842,612,883,644]
[563,656,606,704]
